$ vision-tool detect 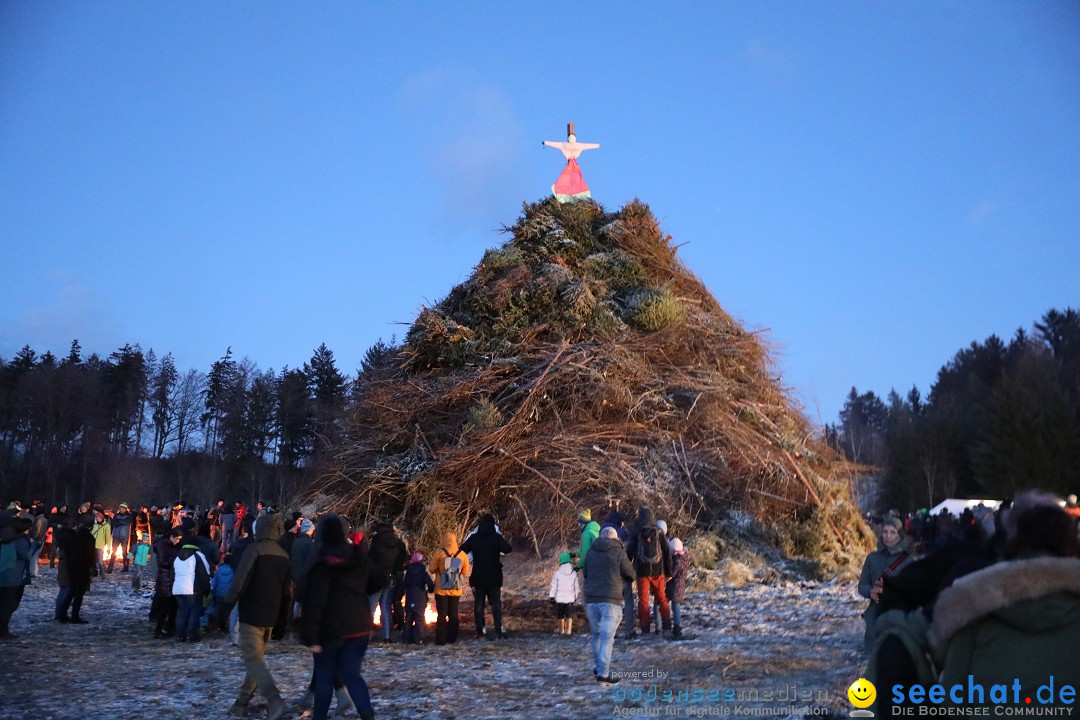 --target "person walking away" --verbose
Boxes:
[0,515,32,639]
[459,513,512,640]
[110,503,134,572]
[48,505,68,568]
[207,554,234,633]
[131,533,152,591]
[57,514,96,624]
[583,526,635,684]
[219,512,291,720]
[429,532,470,645]
[858,518,912,652]
[402,552,434,644]
[626,508,672,636]
[173,524,212,642]
[666,537,689,639]
[367,522,408,642]
[549,550,581,636]
[300,514,383,720]
[600,510,635,638]
[290,518,315,619]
